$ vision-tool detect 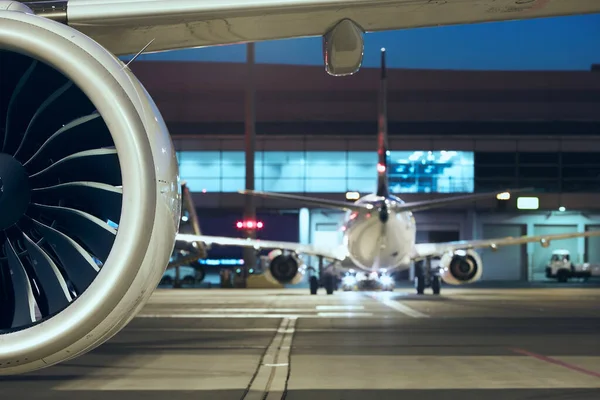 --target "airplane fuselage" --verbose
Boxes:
[342,194,416,272]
